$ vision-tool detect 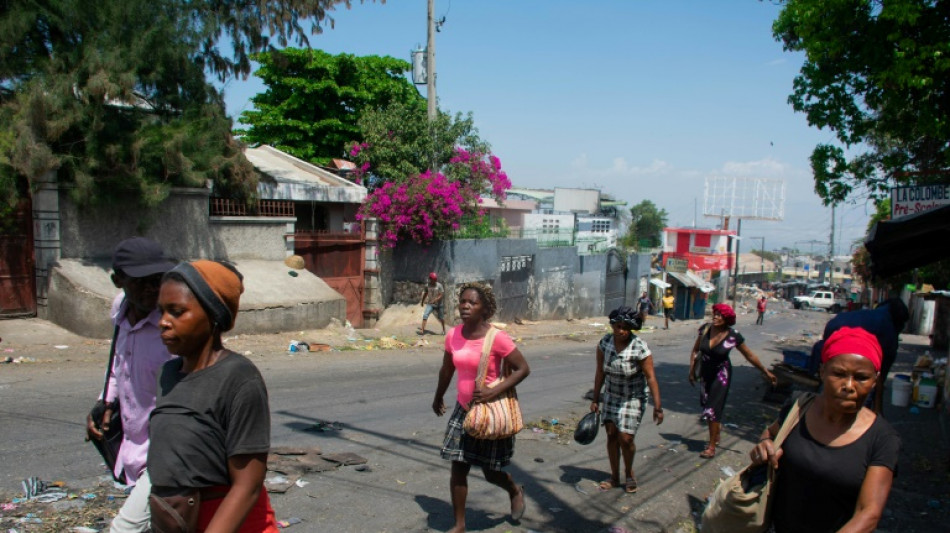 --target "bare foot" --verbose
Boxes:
[447,525,466,533]
[510,485,525,520]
